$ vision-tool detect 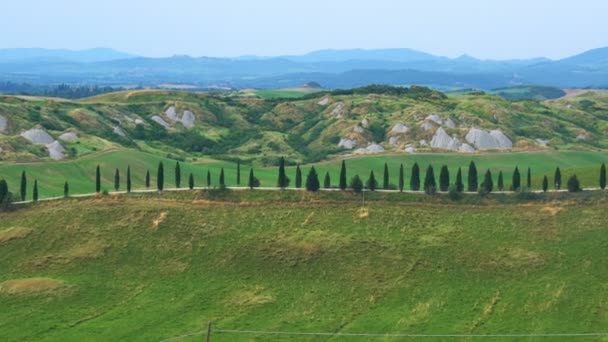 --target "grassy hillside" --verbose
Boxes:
[2,192,608,341]
[1,87,608,164]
